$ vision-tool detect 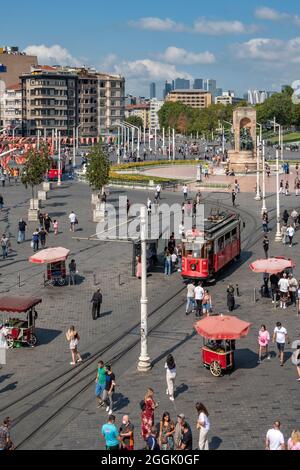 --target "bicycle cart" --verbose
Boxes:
[0,296,42,349]
[194,315,251,377]
[29,247,70,286]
